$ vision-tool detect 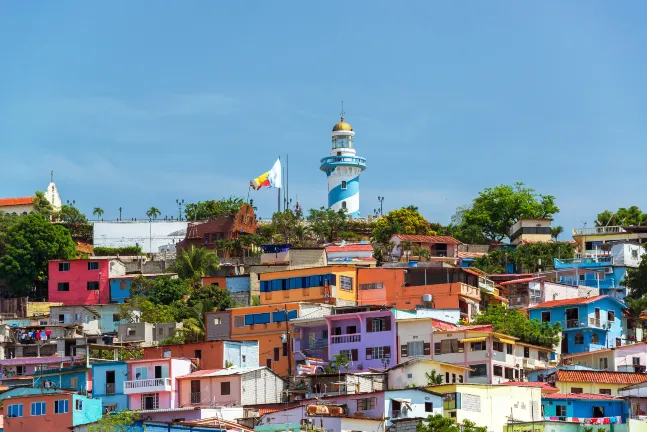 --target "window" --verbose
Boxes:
[158,327,164,336]
[87,281,99,290]
[493,365,503,377]
[366,346,390,360]
[592,333,599,344]
[556,405,567,417]
[213,318,222,325]
[524,347,530,358]
[493,341,504,352]
[452,373,456,383]
[282,342,288,356]
[443,393,460,410]
[471,341,486,351]
[274,347,280,362]
[599,389,612,395]
[120,281,128,290]
[470,364,487,377]
[341,181,347,190]
[574,333,584,345]
[407,373,413,379]
[359,283,383,290]
[541,311,551,323]
[16,366,24,376]
[30,401,46,416]
[75,399,83,411]
[370,317,390,332]
[88,262,99,270]
[194,350,202,359]
[608,311,615,322]
[446,372,450,383]
[54,400,69,414]
[341,201,347,210]
[356,397,376,411]
[141,393,159,410]
[127,328,136,336]
[506,344,513,355]
[59,262,70,272]
[266,358,272,368]
[425,402,433,412]
[571,387,583,394]
[505,368,514,380]
[599,357,608,369]
[339,276,353,291]
[58,282,70,291]
[58,314,65,323]
[113,314,121,322]
[346,326,357,334]
[7,404,23,418]
[538,351,548,362]
[69,377,79,388]
[435,339,463,355]
[634,357,642,366]
[408,341,424,357]
[593,406,605,418]
[221,381,231,395]
[234,316,244,328]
